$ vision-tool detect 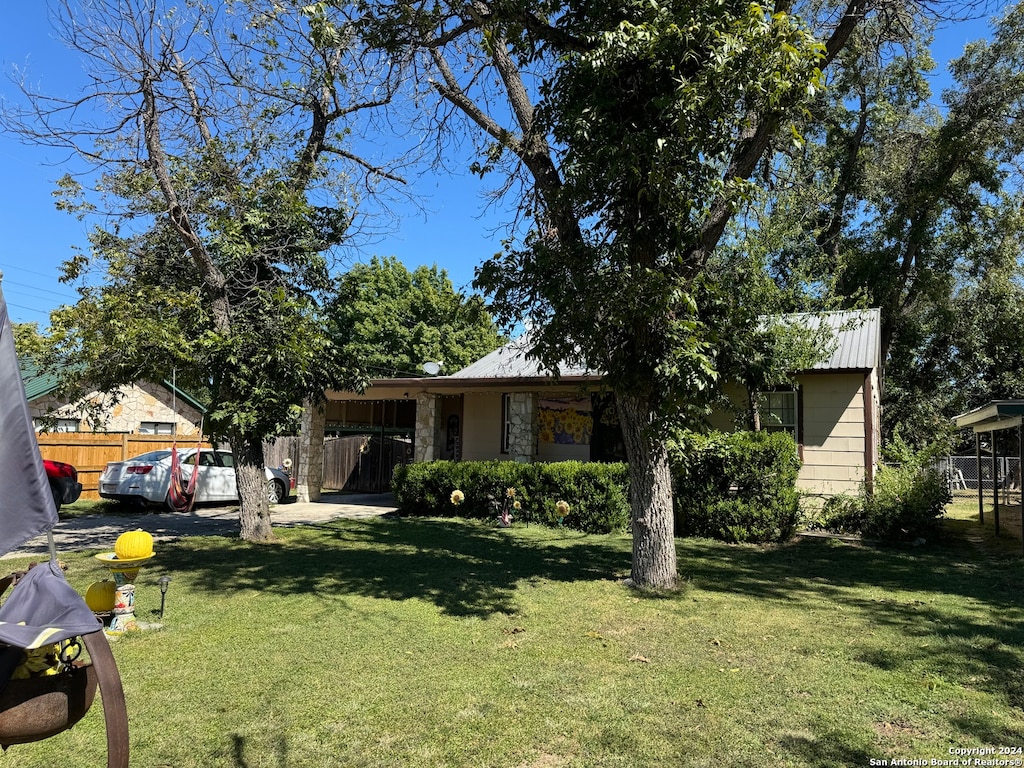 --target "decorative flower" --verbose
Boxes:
[506,487,517,498]
[555,500,570,516]
[450,490,465,505]
[513,500,521,510]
